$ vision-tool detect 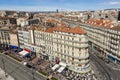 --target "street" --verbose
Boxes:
[0,54,46,80]
[90,53,120,80]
